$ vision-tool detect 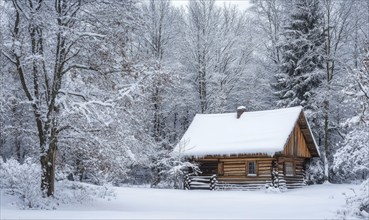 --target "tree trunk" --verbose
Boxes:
[323,99,330,181]
[199,69,207,113]
[40,147,57,197]
[40,119,58,197]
